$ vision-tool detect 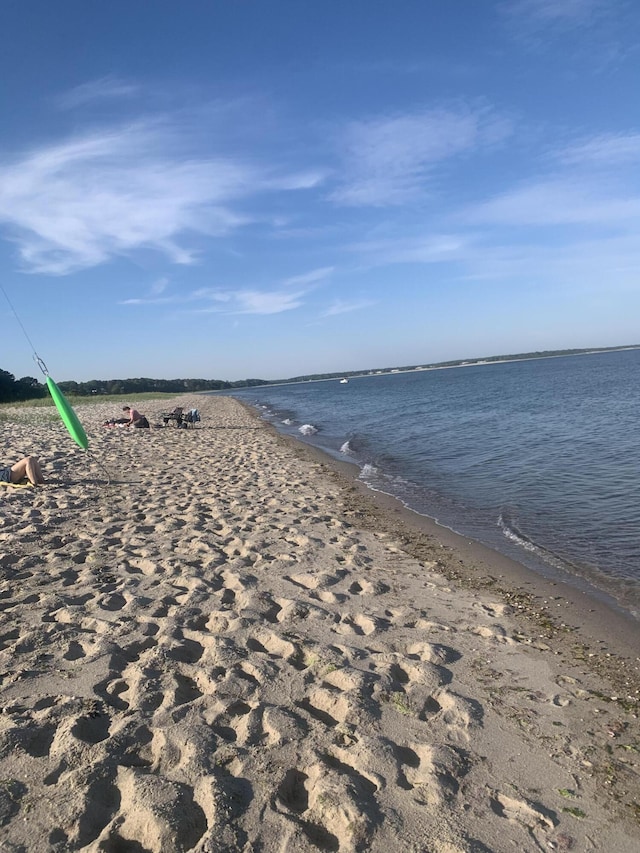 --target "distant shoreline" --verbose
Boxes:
[220,344,640,390]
